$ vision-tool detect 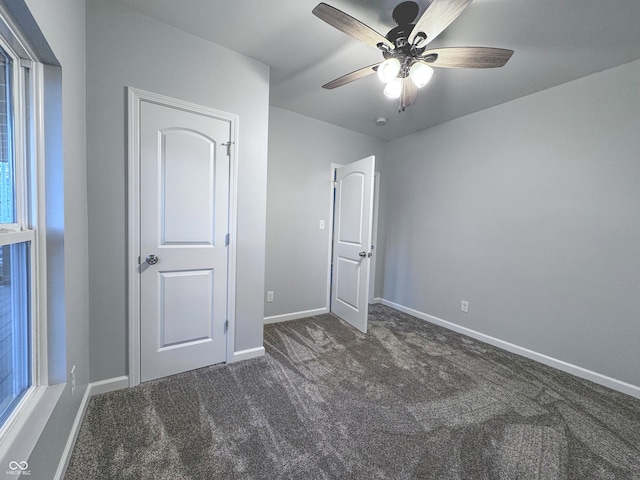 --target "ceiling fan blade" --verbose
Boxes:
[423,47,514,68]
[408,0,473,46]
[322,63,381,89]
[313,3,394,50]
[401,78,418,108]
